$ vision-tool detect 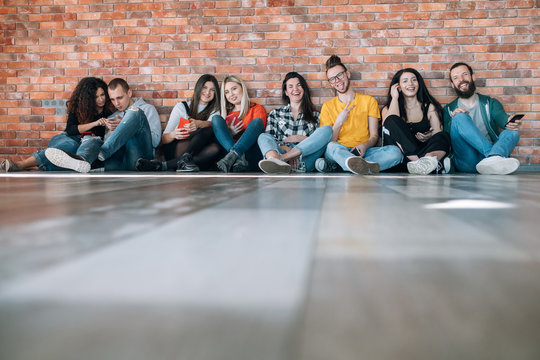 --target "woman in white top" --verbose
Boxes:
[136,74,221,172]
